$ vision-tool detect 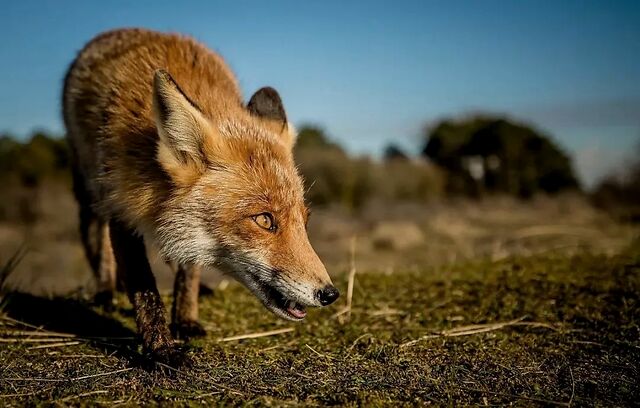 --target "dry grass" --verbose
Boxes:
[0,244,638,406]
[332,236,358,322]
[1,180,637,296]
[309,194,639,274]
[0,180,639,405]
